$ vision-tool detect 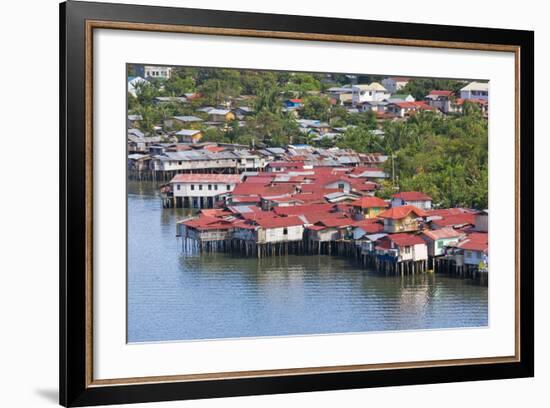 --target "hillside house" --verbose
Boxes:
[351,83,391,105]
[153,96,187,105]
[170,173,242,208]
[375,233,428,263]
[207,109,236,122]
[455,98,489,116]
[164,115,204,129]
[378,205,427,233]
[175,129,203,143]
[234,107,254,119]
[351,196,389,219]
[127,114,142,128]
[421,228,463,257]
[135,65,173,79]
[460,82,489,101]
[425,90,457,114]
[386,94,415,103]
[381,77,409,93]
[387,101,434,118]
[326,87,353,105]
[283,99,303,110]
[391,192,433,210]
